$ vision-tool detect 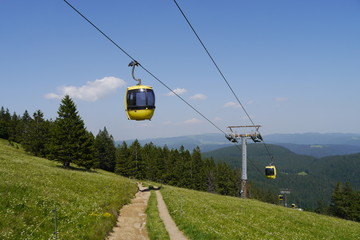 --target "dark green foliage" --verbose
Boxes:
[21,110,51,157]
[203,144,360,210]
[330,182,360,222]
[113,141,260,199]
[48,95,96,169]
[95,127,116,171]
[17,110,32,143]
[0,107,11,139]
[77,130,96,169]
[8,112,20,142]
[126,140,143,178]
[114,141,130,176]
